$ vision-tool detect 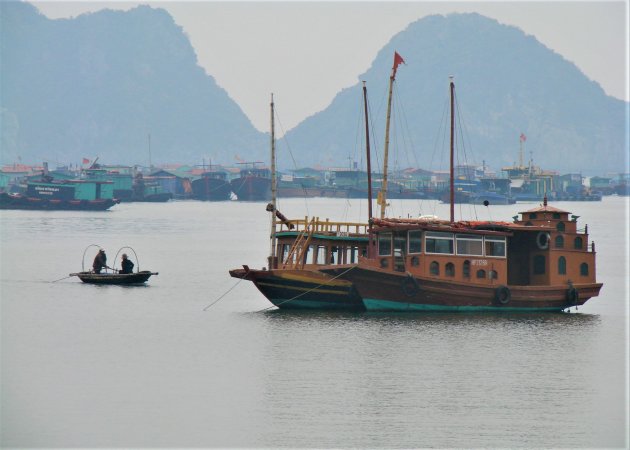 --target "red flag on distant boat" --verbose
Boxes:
[520,133,527,142]
[392,51,405,76]
[82,158,90,164]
